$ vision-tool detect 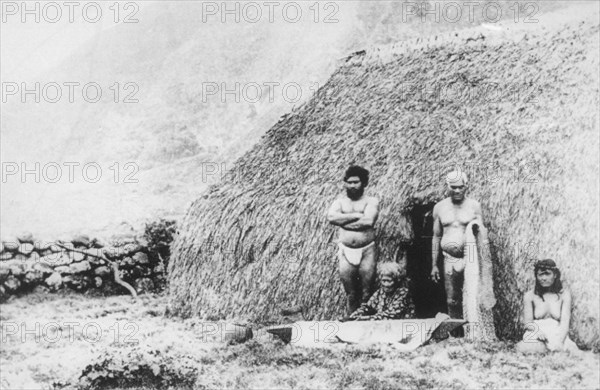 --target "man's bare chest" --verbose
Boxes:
[340,199,368,213]
[439,206,476,227]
